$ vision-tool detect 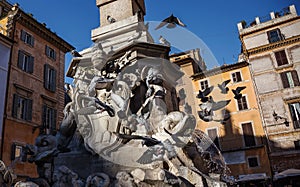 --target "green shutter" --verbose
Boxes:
[28,56,34,73]
[51,69,56,92]
[52,109,57,132]
[20,30,26,42]
[30,35,34,47]
[17,50,23,69]
[42,105,47,134]
[280,72,289,88]
[53,51,56,60]
[44,64,49,89]
[292,70,300,86]
[45,46,49,57]
[26,99,32,121]
[10,143,16,160]
[12,94,19,118]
